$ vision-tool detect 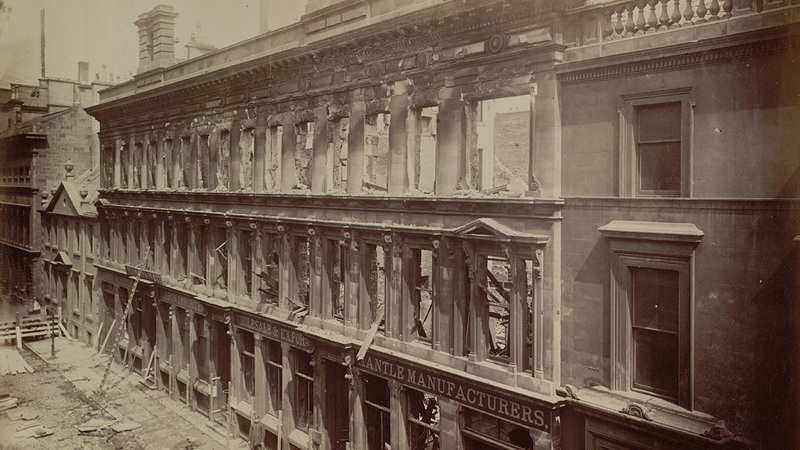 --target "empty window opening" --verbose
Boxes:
[523,259,534,374]
[240,128,255,191]
[366,243,386,333]
[133,141,143,189]
[120,142,130,188]
[164,221,173,275]
[146,221,156,270]
[218,129,231,190]
[294,122,314,189]
[293,236,311,309]
[476,95,530,194]
[331,118,349,191]
[265,339,282,415]
[364,375,391,450]
[258,233,280,305]
[164,139,174,189]
[119,221,128,264]
[192,226,206,286]
[239,330,255,402]
[463,409,533,450]
[328,239,345,322]
[176,223,189,281]
[416,107,437,193]
[199,135,209,189]
[407,388,440,450]
[147,140,157,188]
[214,227,228,290]
[180,136,191,189]
[265,126,282,191]
[412,249,435,342]
[102,145,115,188]
[364,113,390,191]
[295,351,314,430]
[485,256,511,362]
[240,230,254,296]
